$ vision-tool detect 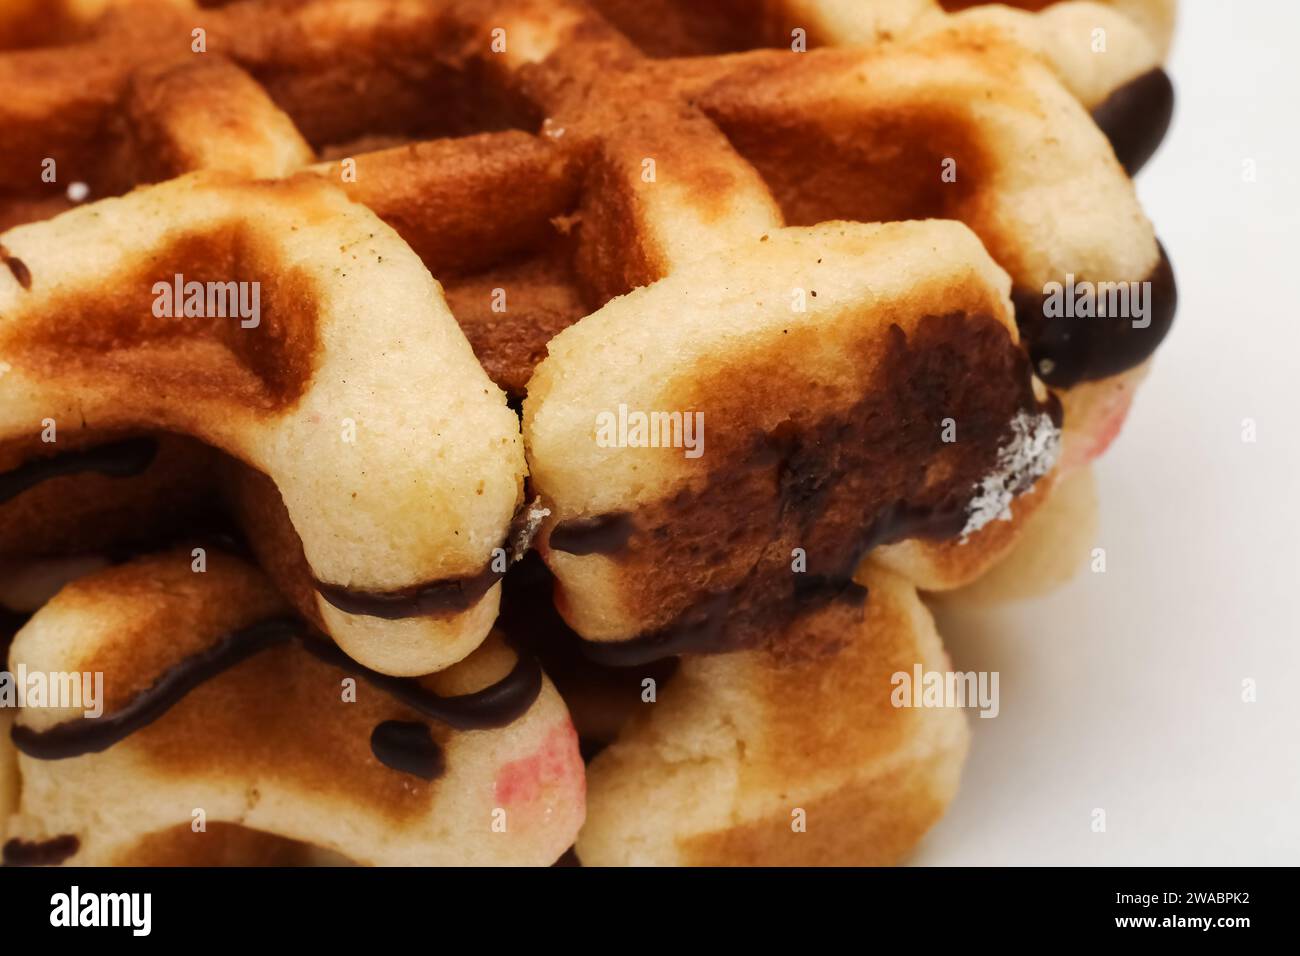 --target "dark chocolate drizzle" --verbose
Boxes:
[369,720,445,780]
[548,513,635,556]
[3,834,79,867]
[314,564,505,620]
[298,634,542,732]
[10,617,298,760]
[312,496,551,619]
[1091,68,1175,177]
[570,492,948,668]
[0,242,32,290]
[0,437,158,506]
[1012,240,1177,388]
[578,577,868,668]
[11,617,542,760]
